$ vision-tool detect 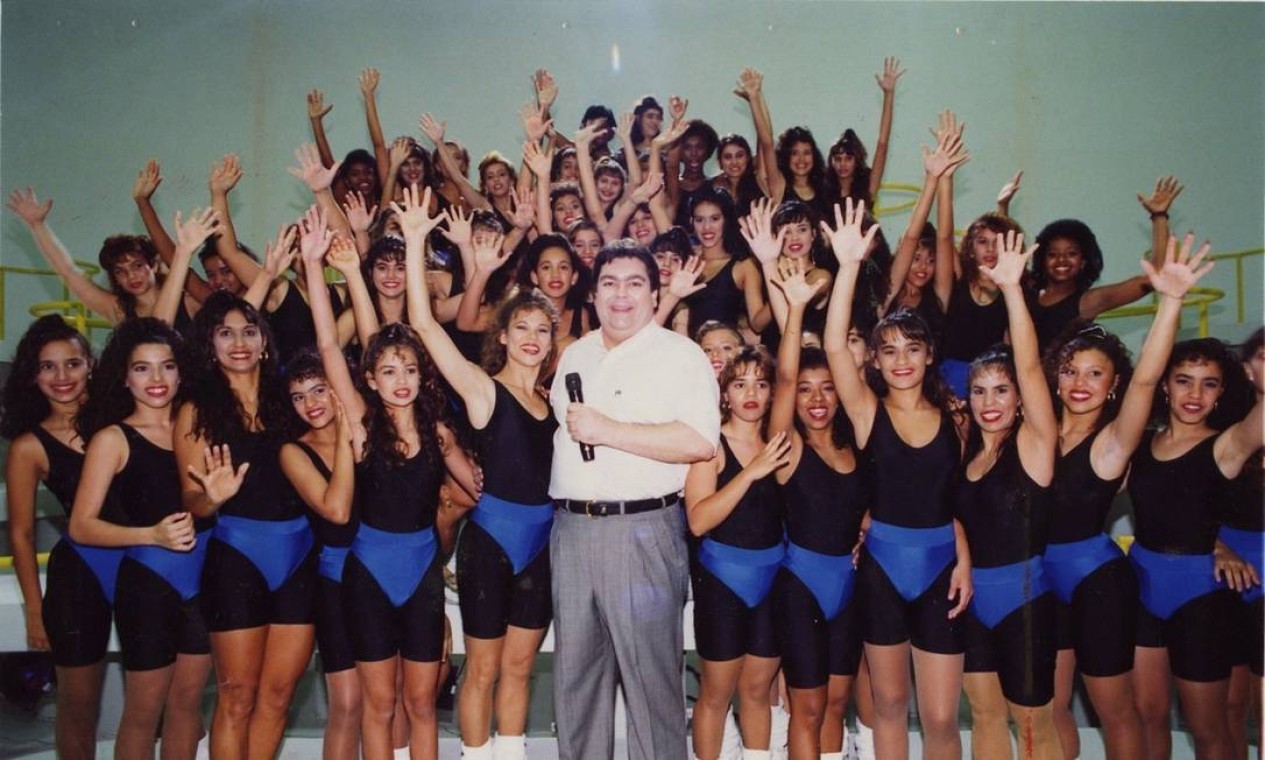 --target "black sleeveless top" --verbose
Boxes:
[1218,457,1263,532]
[867,403,959,528]
[267,281,345,366]
[955,441,1051,568]
[113,423,208,531]
[31,426,83,515]
[782,442,866,556]
[1049,428,1125,544]
[944,280,1007,362]
[685,258,743,337]
[355,439,444,533]
[477,381,557,505]
[707,436,784,550]
[1028,289,1084,351]
[217,429,303,521]
[1128,432,1224,554]
[291,441,359,549]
